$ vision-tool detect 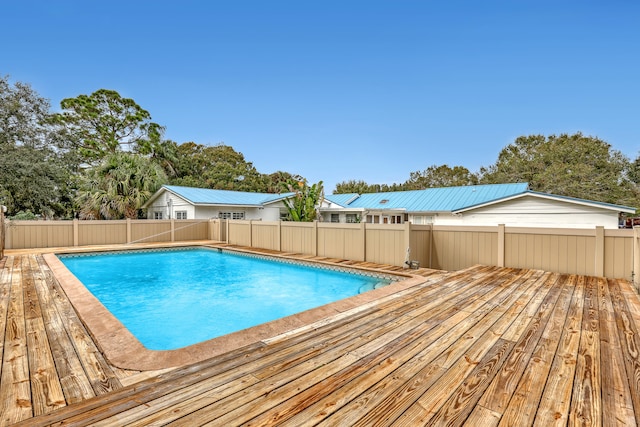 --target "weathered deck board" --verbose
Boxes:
[1,244,640,427]
[609,277,640,427]
[23,256,66,417]
[598,277,637,427]
[1,258,32,425]
[32,256,96,404]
